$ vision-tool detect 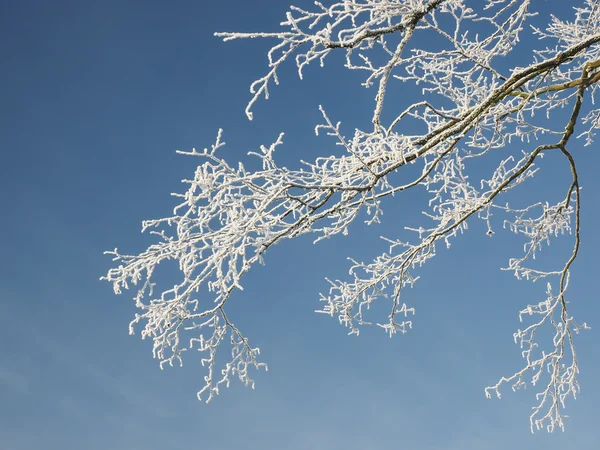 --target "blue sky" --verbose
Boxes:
[1,0,599,448]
